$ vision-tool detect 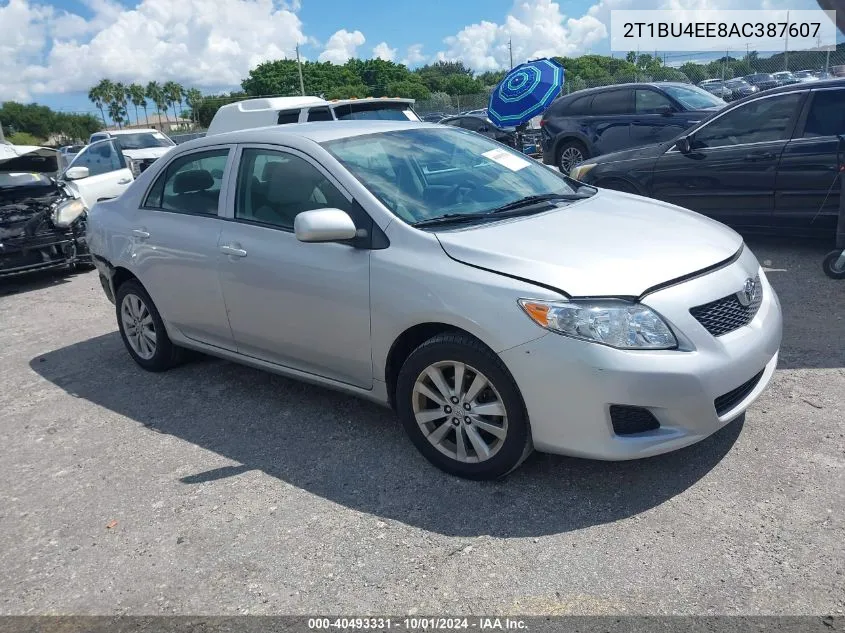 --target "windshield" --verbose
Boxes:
[113,132,175,149]
[323,127,585,225]
[661,84,725,109]
[726,79,749,87]
[332,102,419,122]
